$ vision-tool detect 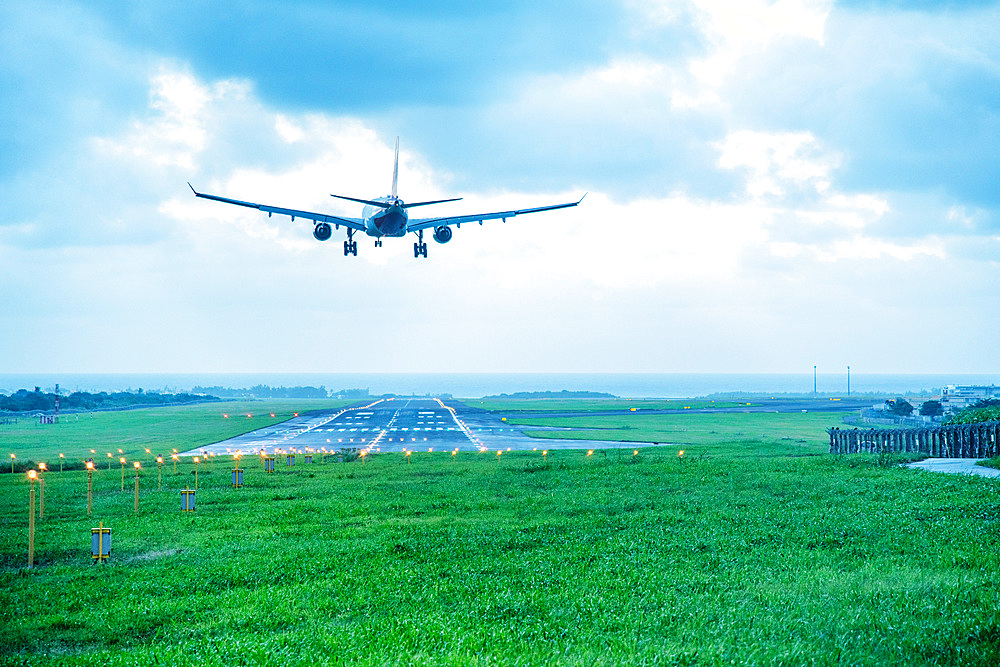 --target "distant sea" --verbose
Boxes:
[1,373,997,399]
